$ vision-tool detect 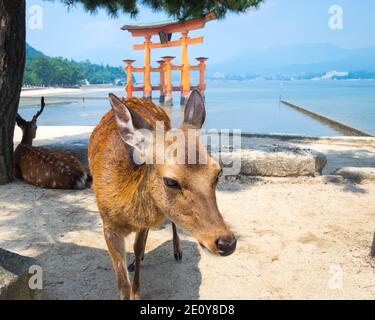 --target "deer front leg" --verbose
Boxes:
[128,222,182,271]
[103,227,132,300]
[132,229,149,300]
[128,229,149,272]
[172,222,182,262]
